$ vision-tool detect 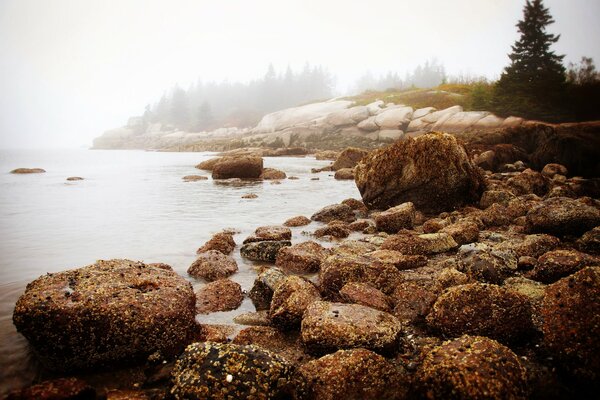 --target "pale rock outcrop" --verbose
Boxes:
[374,106,414,130]
[324,106,370,127]
[254,100,353,133]
[433,111,489,132]
[357,116,379,132]
[413,107,436,119]
[378,130,404,141]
